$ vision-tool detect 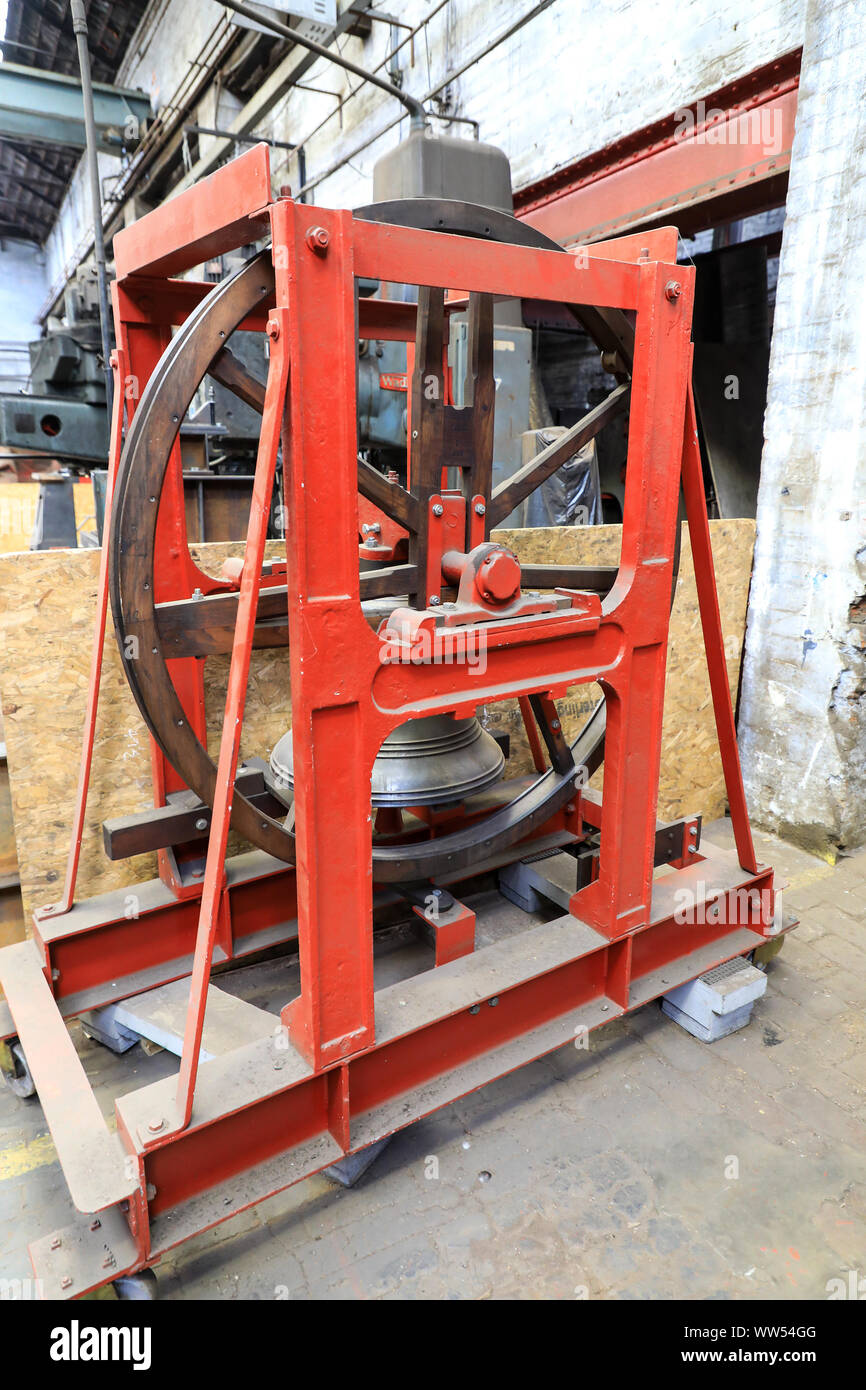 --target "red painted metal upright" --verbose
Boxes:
[276,202,378,1071]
